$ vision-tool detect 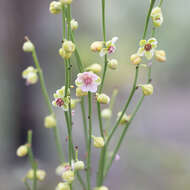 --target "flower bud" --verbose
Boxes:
[70,19,79,31]
[130,53,142,65]
[59,48,72,59]
[22,66,38,85]
[94,186,109,190]
[117,112,131,125]
[62,170,75,183]
[26,169,46,181]
[73,160,85,170]
[141,84,154,96]
[155,50,166,62]
[90,41,104,52]
[44,114,56,128]
[101,108,112,119]
[76,87,88,97]
[49,1,62,14]
[96,93,110,104]
[108,59,118,70]
[92,136,105,148]
[22,41,35,52]
[85,63,102,74]
[16,145,28,157]
[151,7,163,27]
[62,40,75,53]
[56,182,70,190]
[60,0,72,5]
